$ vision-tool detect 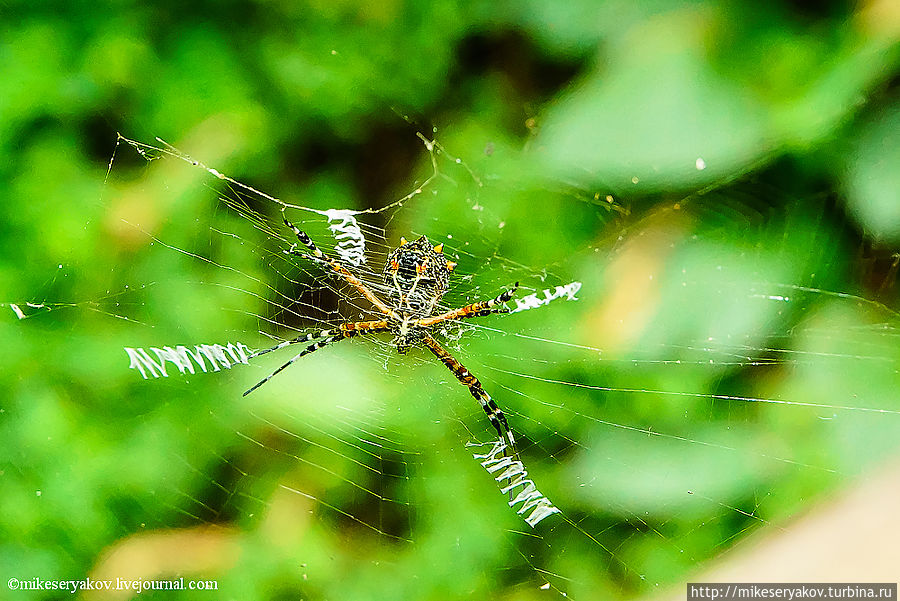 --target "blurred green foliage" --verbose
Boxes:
[2,1,899,600]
